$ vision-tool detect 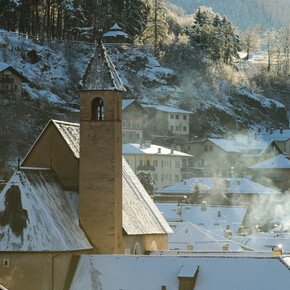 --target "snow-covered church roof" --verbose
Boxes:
[0,168,92,251]
[79,42,126,92]
[20,119,171,237]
